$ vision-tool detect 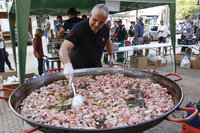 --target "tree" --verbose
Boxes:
[176,0,200,19]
